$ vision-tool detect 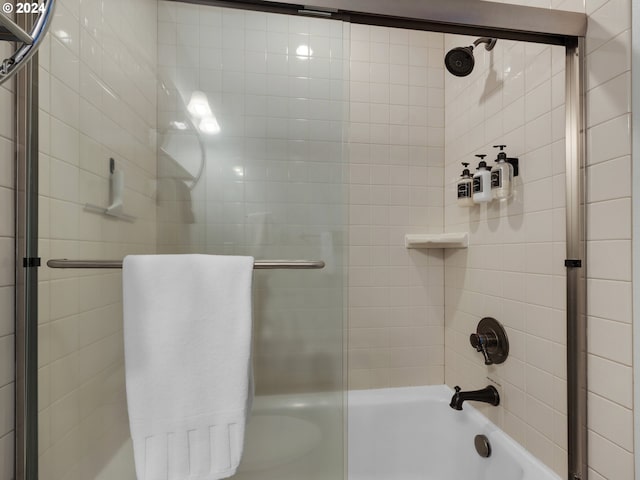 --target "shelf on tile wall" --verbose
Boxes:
[404,233,468,249]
